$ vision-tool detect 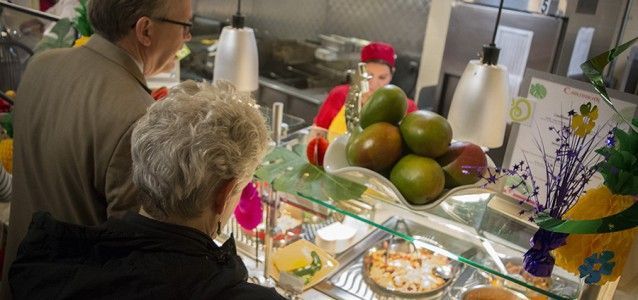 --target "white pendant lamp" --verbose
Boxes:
[447,0,508,148]
[213,0,259,92]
